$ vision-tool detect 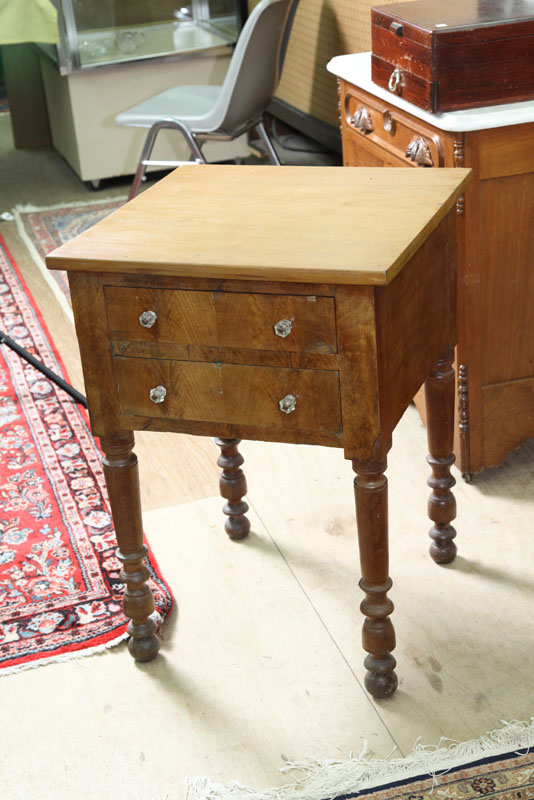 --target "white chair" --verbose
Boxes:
[116,0,297,200]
